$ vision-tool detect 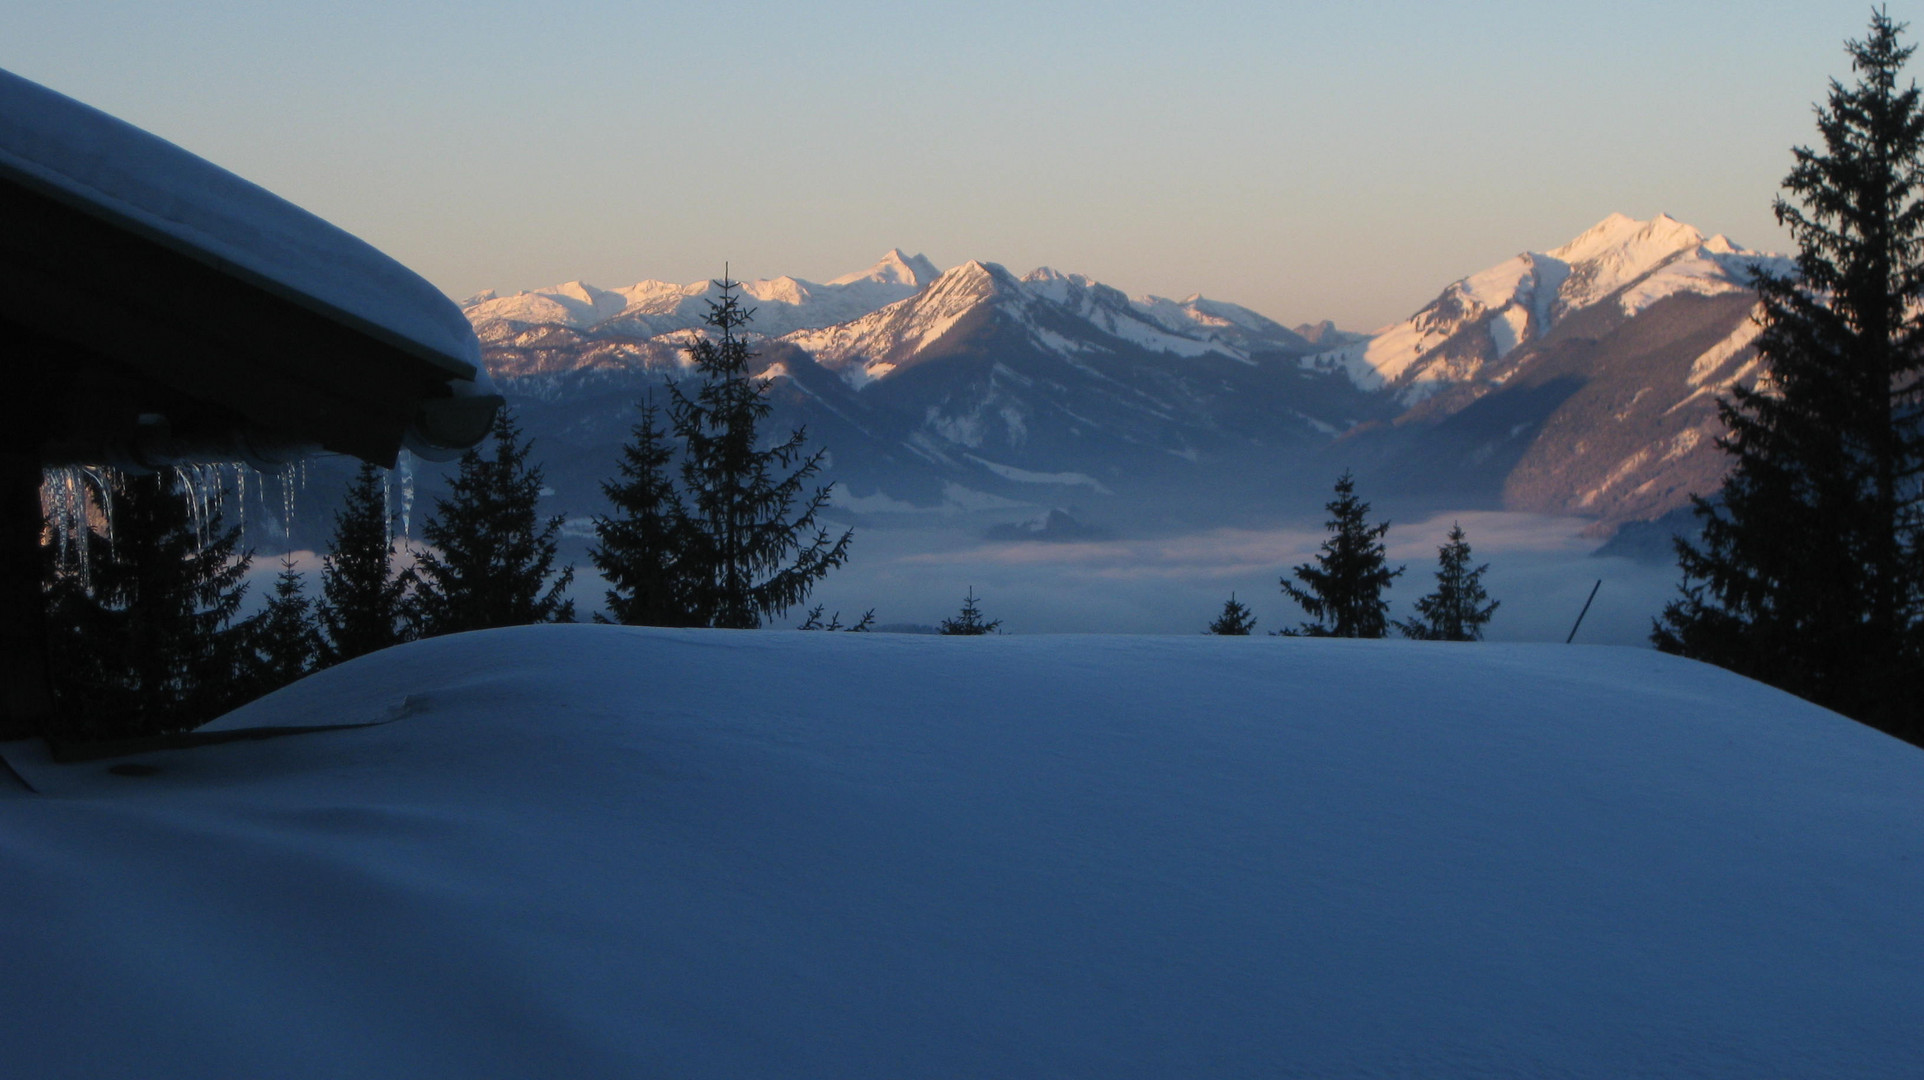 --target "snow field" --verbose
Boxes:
[2,626,1920,1078]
